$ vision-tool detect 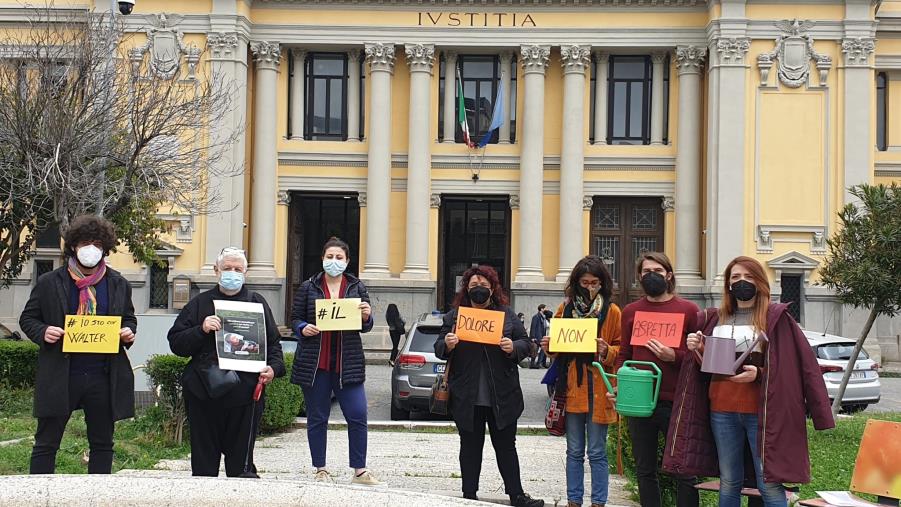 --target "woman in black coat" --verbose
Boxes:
[167,247,285,477]
[434,265,544,507]
[289,237,380,486]
[385,303,405,366]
